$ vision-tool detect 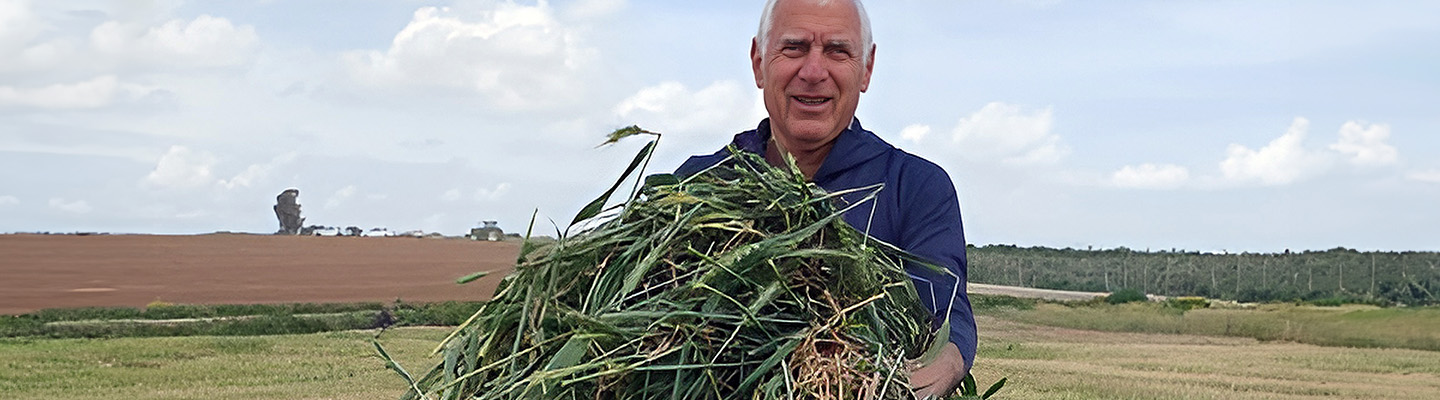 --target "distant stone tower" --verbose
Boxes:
[274,188,305,235]
[469,221,504,241]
